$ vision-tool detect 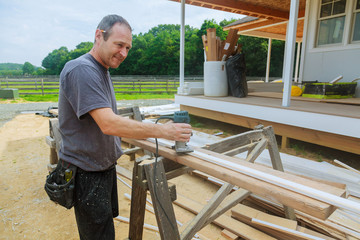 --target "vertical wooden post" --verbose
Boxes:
[41,78,44,96]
